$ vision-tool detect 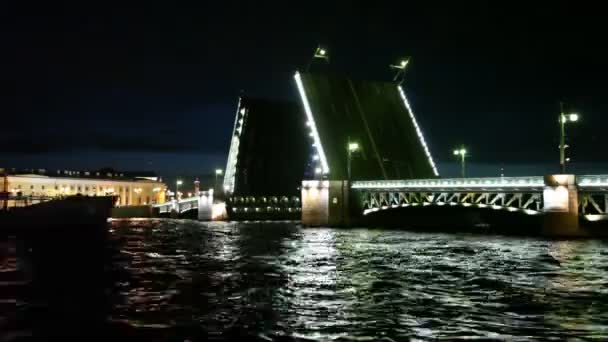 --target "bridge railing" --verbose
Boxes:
[352,176,545,191]
[152,196,199,214]
[577,175,608,189]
